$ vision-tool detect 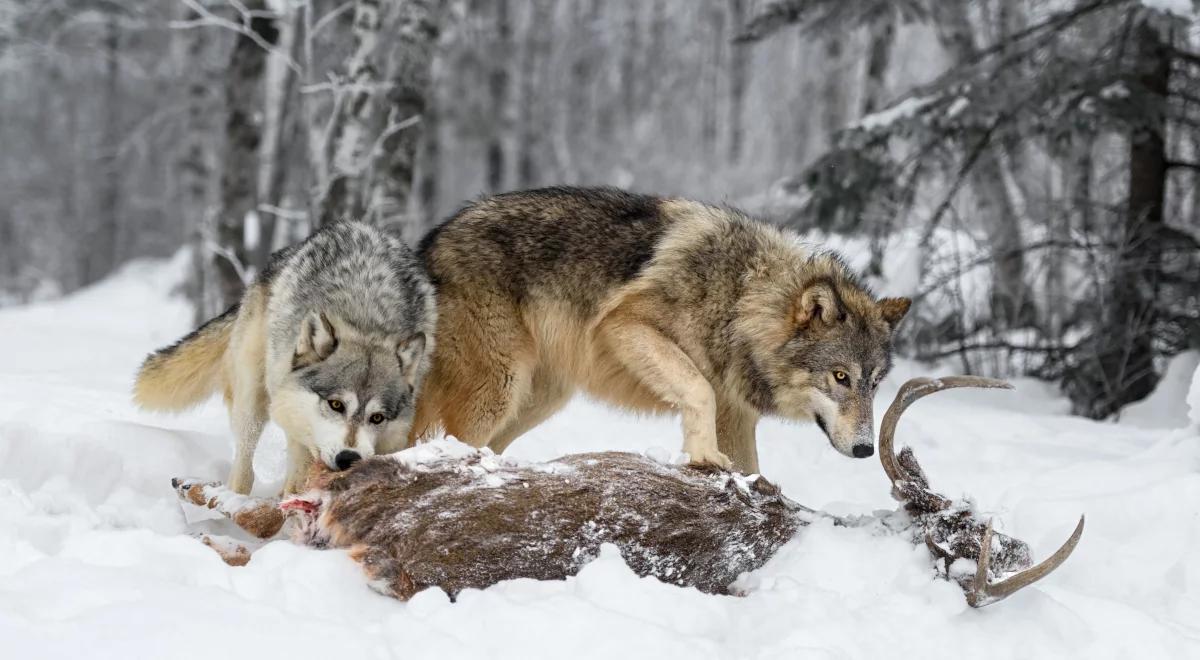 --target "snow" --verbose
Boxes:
[1140,0,1195,18]
[851,95,936,131]
[1,256,1199,659]
[1122,351,1200,429]
[1189,360,1200,429]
